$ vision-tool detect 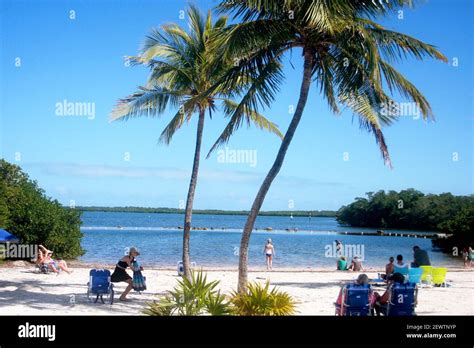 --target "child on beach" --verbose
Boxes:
[462,248,469,268]
[263,239,275,271]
